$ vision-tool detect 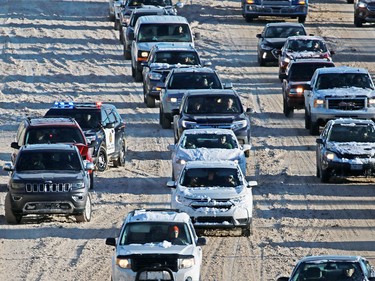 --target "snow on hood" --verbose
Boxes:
[176,147,242,162]
[180,185,243,200]
[287,51,328,59]
[316,87,375,98]
[328,142,375,159]
[138,42,192,51]
[116,243,196,255]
